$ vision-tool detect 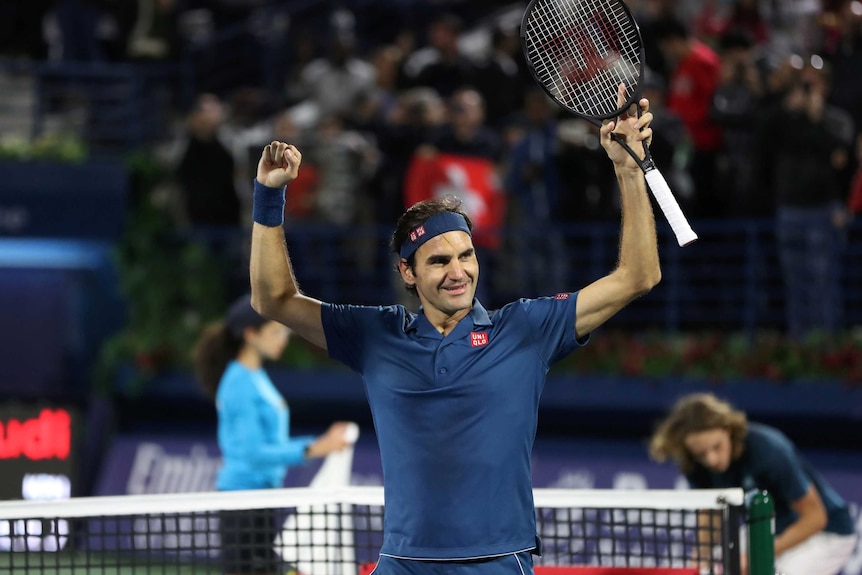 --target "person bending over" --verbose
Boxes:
[650,393,857,575]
